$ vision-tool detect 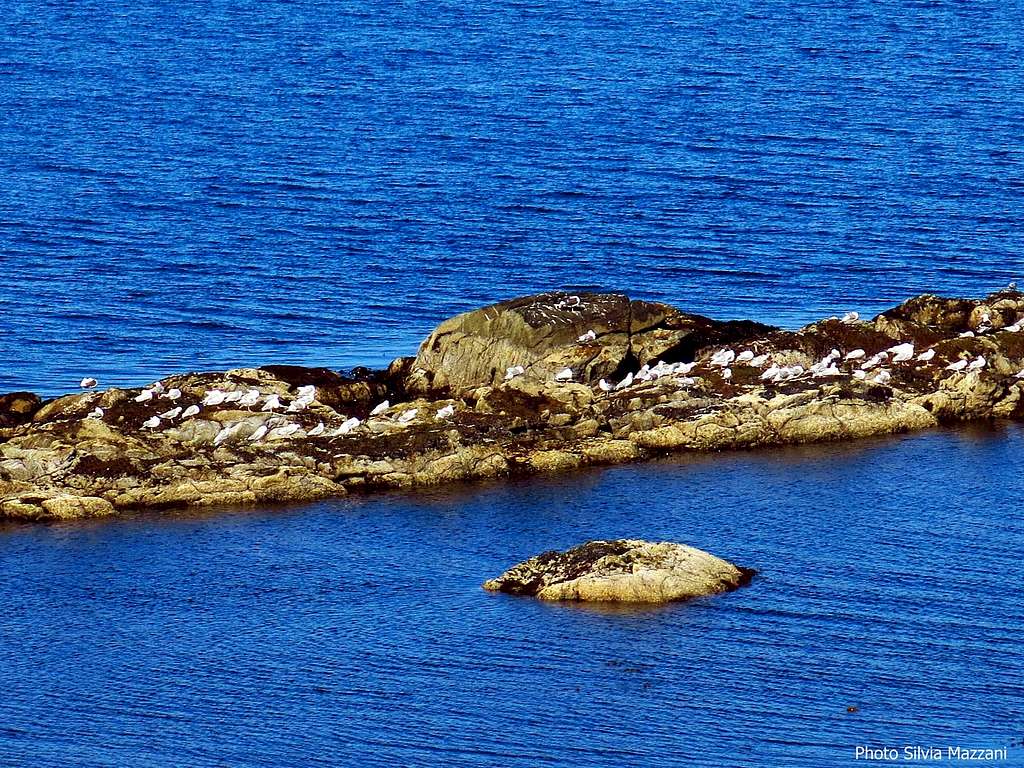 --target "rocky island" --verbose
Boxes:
[484,540,754,603]
[3,288,1024,522]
